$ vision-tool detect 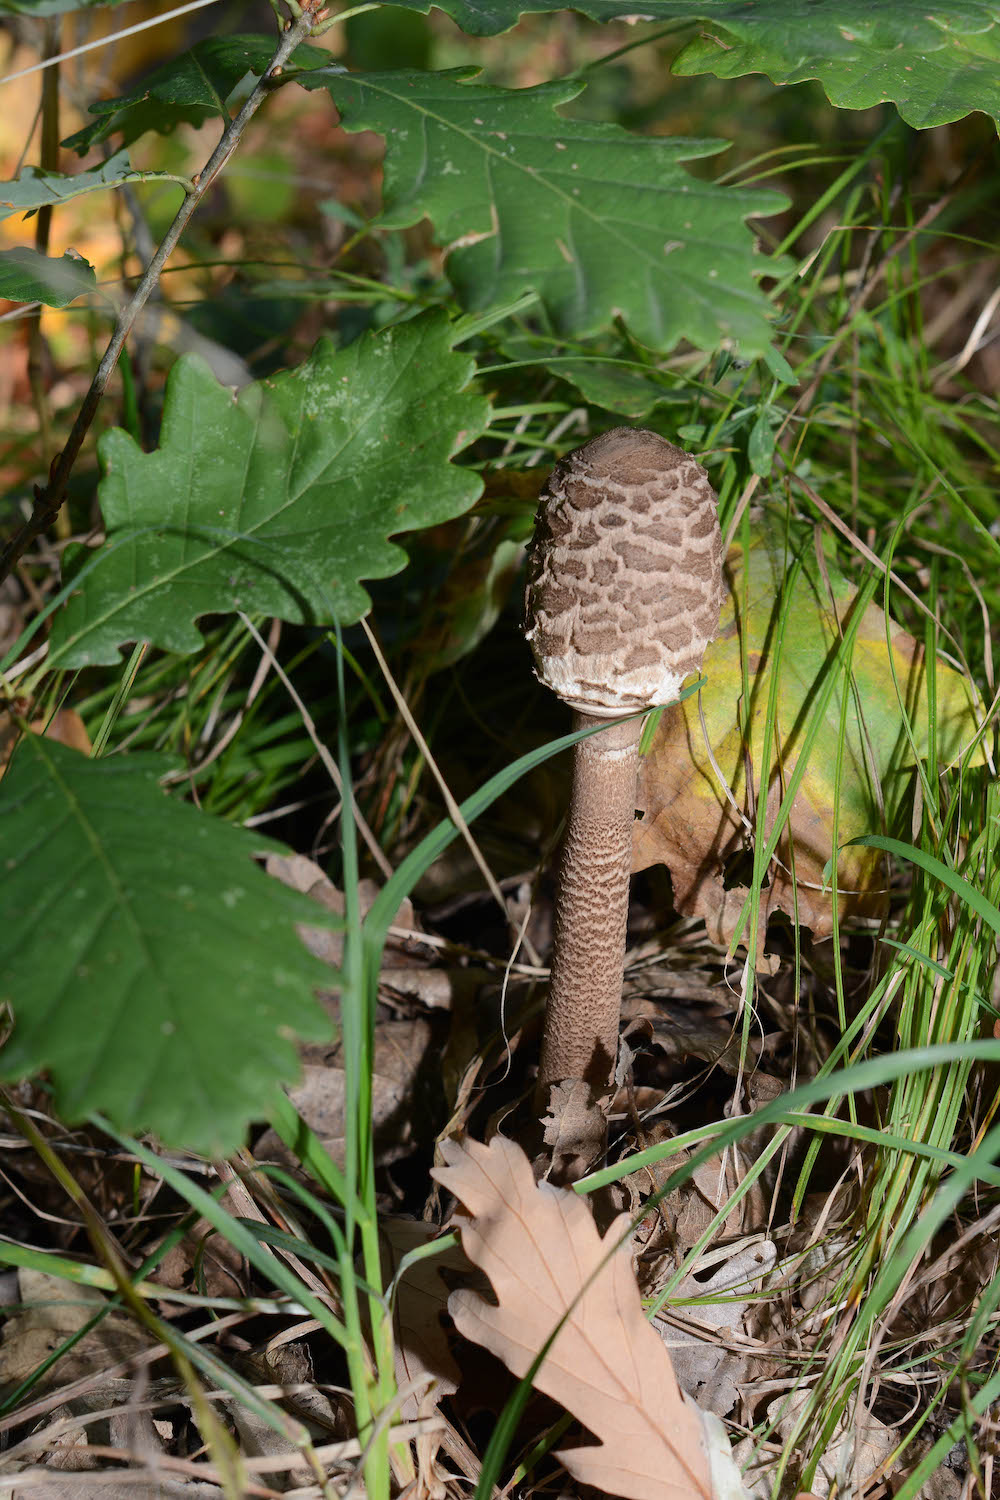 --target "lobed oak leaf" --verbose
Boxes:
[308,68,785,357]
[0,736,336,1154]
[431,1134,712,1500]
[384,2,1000,133]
